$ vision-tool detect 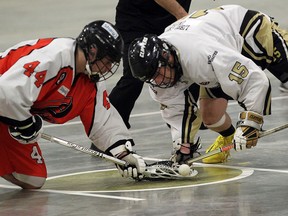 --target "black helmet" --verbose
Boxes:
[76,20,124,82]
[128,34,182,88]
